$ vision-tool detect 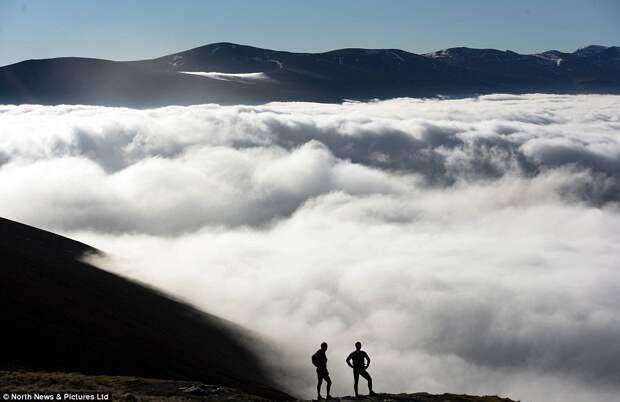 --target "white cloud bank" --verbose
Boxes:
[1,94,619,402]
